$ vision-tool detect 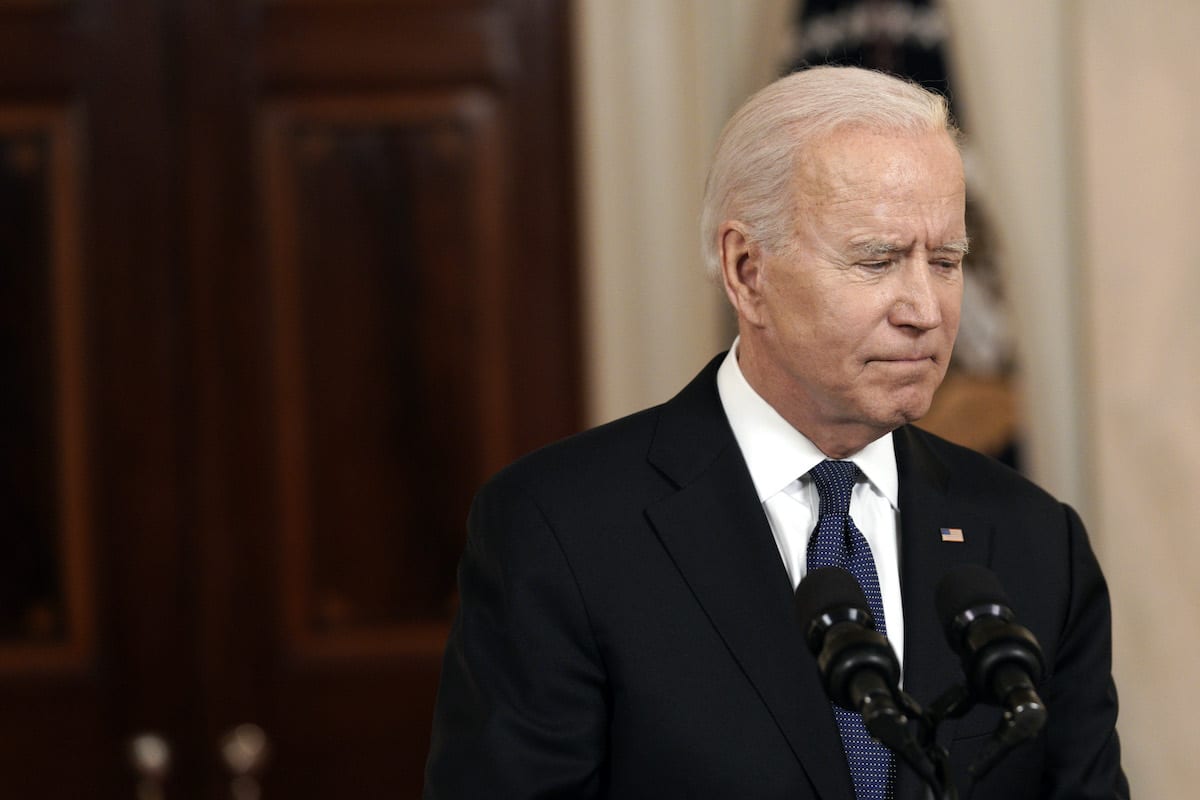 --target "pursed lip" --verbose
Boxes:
[869,354,937,364]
